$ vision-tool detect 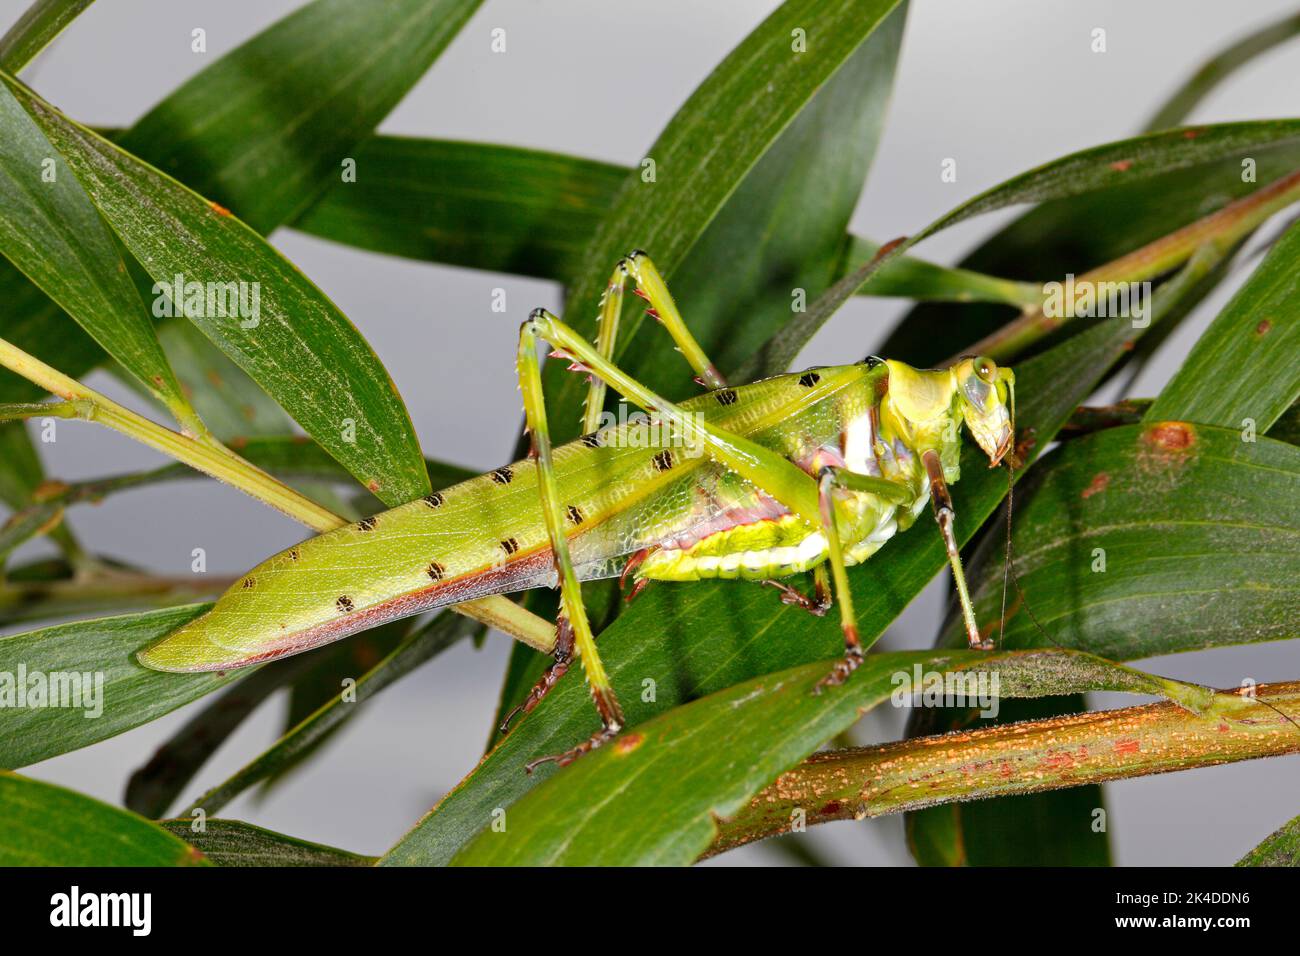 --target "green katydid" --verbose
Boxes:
[138,251,1018,766]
